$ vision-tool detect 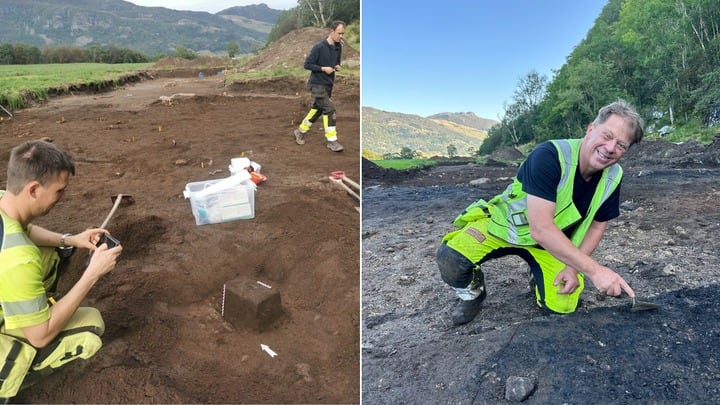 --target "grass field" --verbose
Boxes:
[0,63,153,109]
[371,159,438,170]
